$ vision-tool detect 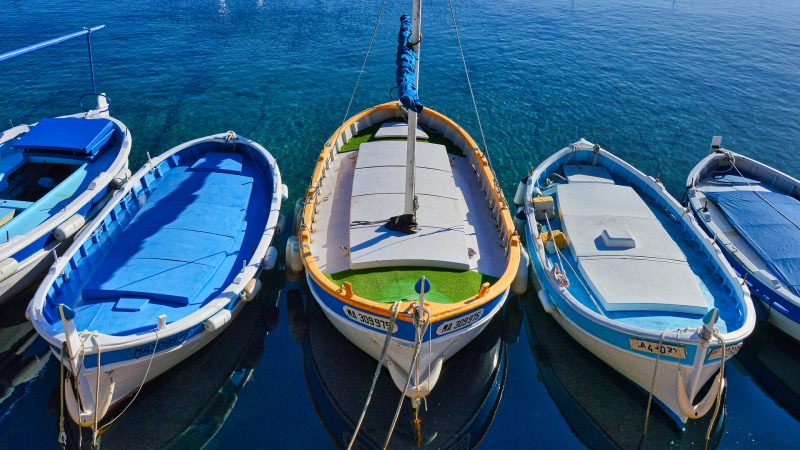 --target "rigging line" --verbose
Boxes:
[340,0,388,128]
[727,155,800,232]
[447,0,489,160]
